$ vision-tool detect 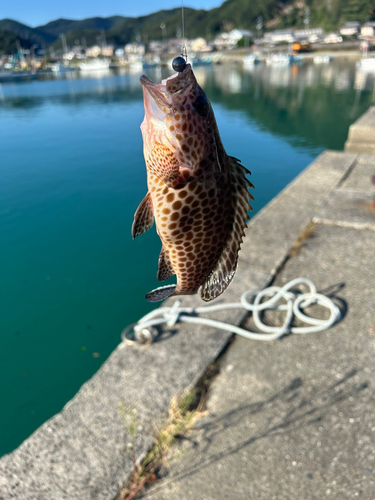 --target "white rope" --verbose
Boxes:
[121,278,342,345]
